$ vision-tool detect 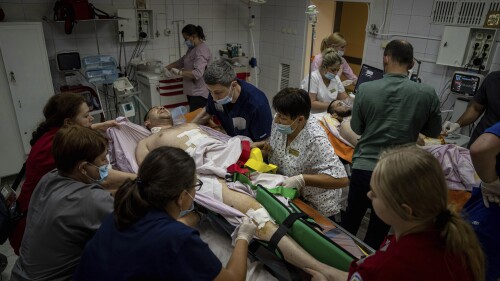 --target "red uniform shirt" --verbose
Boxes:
[348,231,473,281]
[10,127,59,254]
